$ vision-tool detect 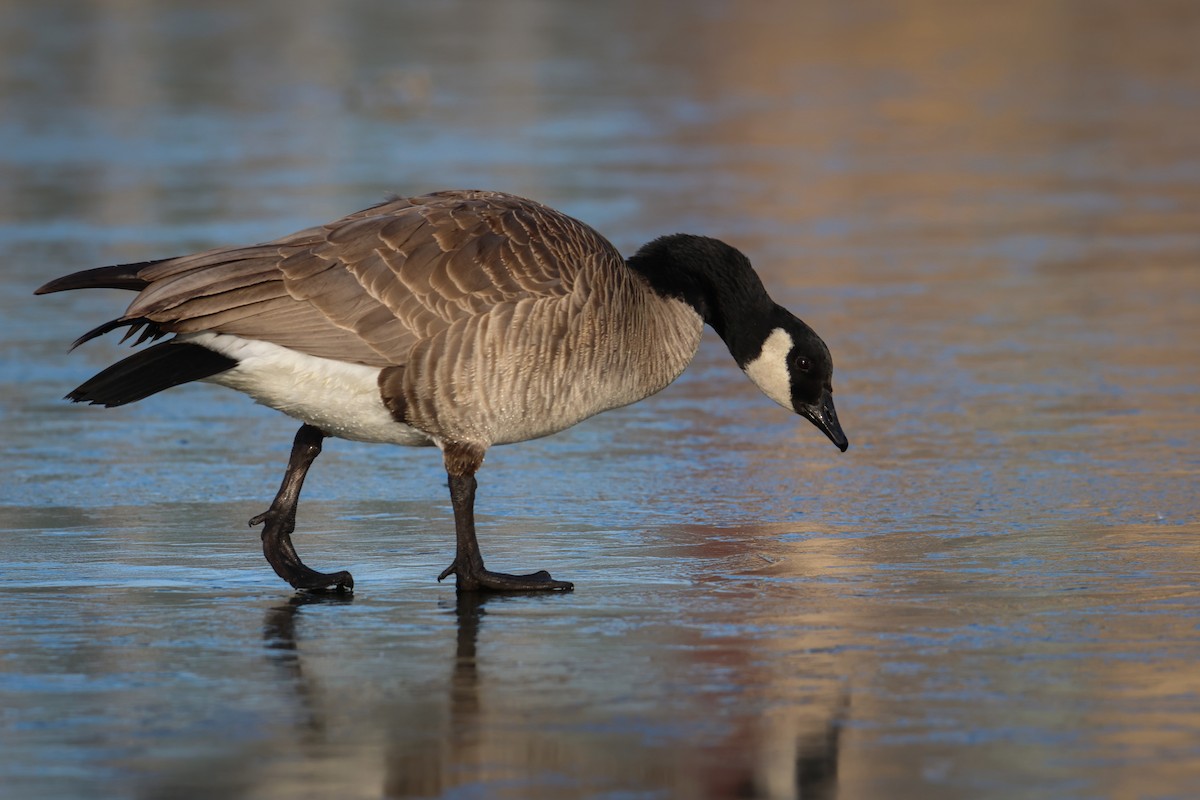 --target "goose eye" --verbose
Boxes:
[795,356,811,373]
